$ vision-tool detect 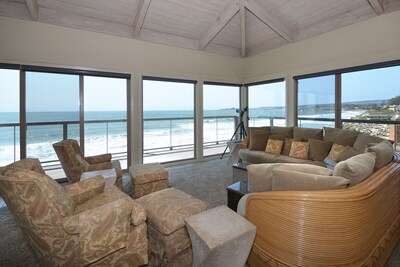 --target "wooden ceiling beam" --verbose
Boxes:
[133,0,151,39]
[240,1,246,57]
[199,1,240,50]
[367,0,384,15]
[245,0,293,42]
[25,0,39,21]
